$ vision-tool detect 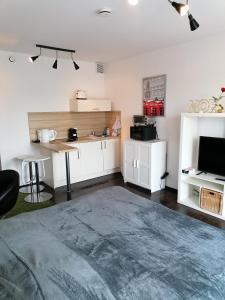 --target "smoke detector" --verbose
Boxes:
[96,8,112,17]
